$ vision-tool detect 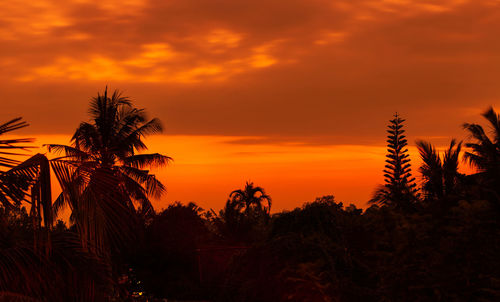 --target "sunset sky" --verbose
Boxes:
[1,0,498,212]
